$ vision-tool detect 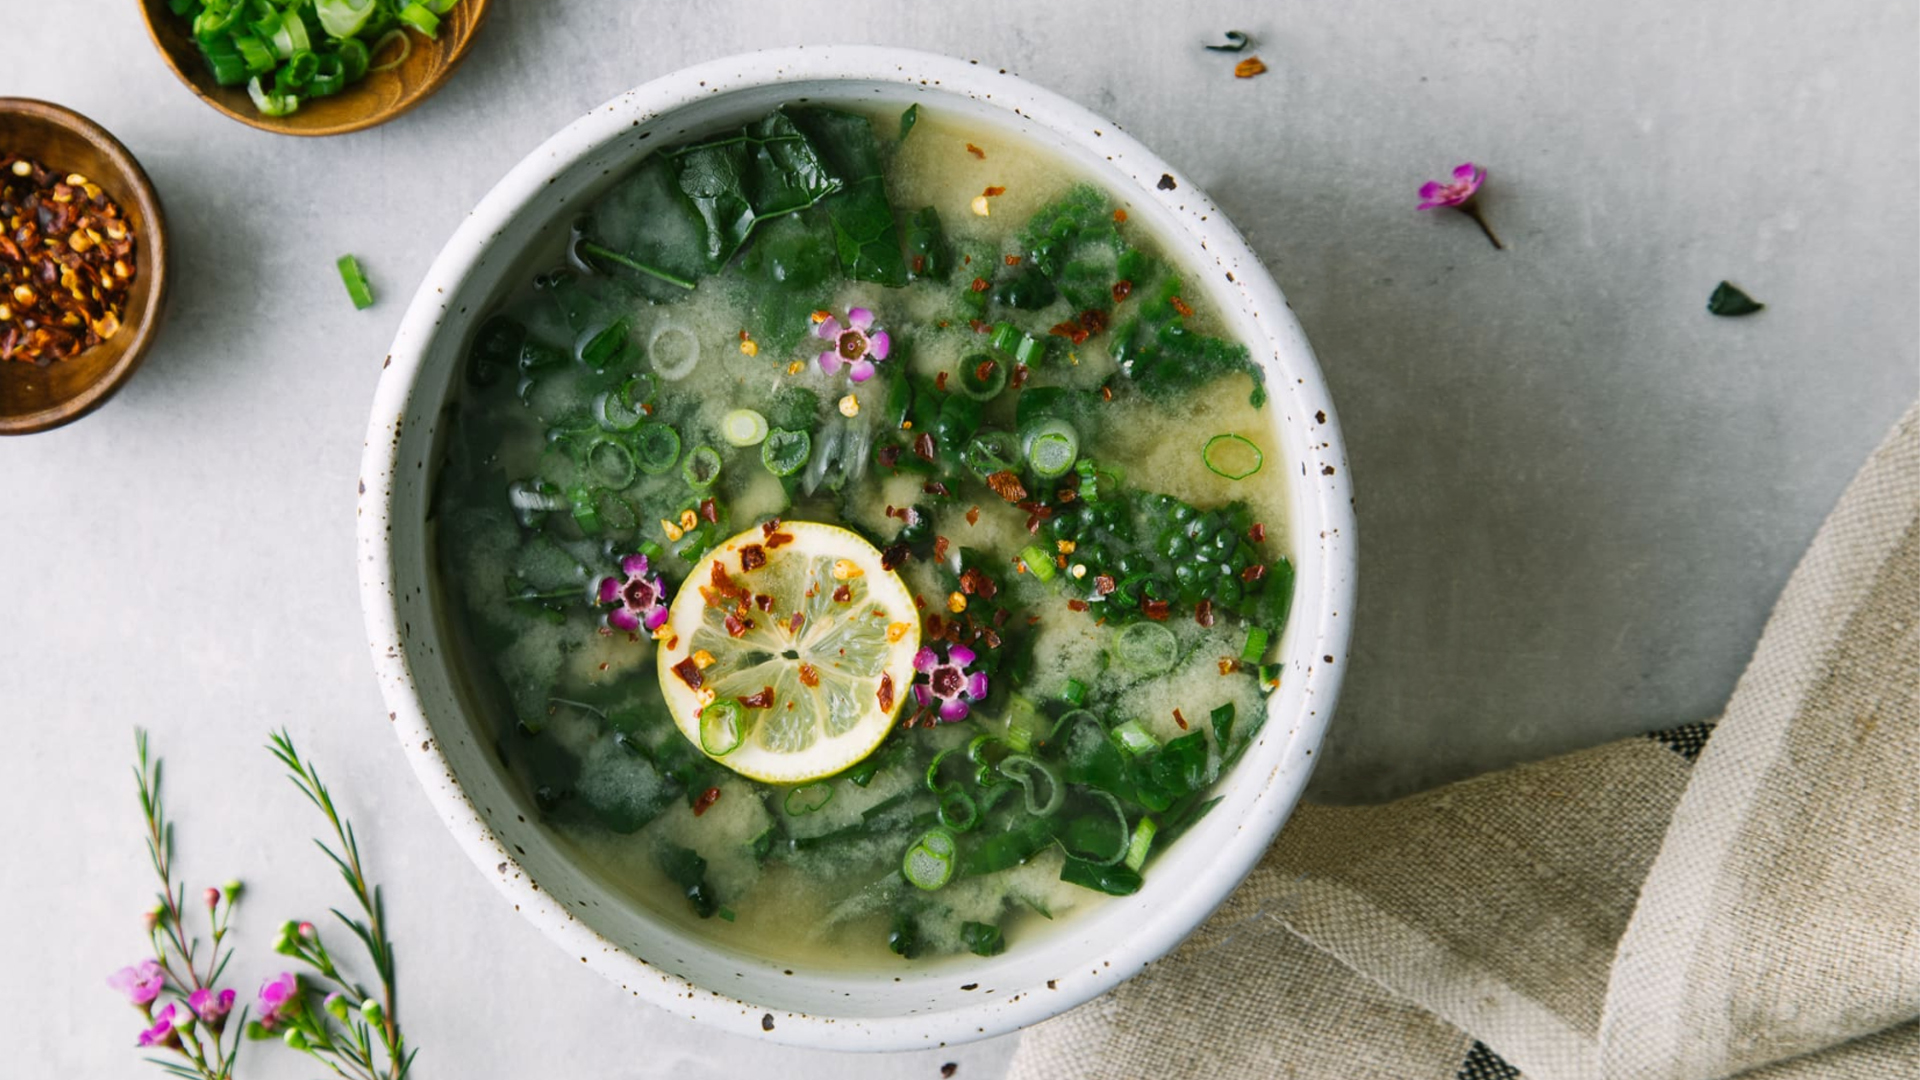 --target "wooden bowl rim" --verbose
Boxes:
[0,98,170,436]
[137,0,489,138]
